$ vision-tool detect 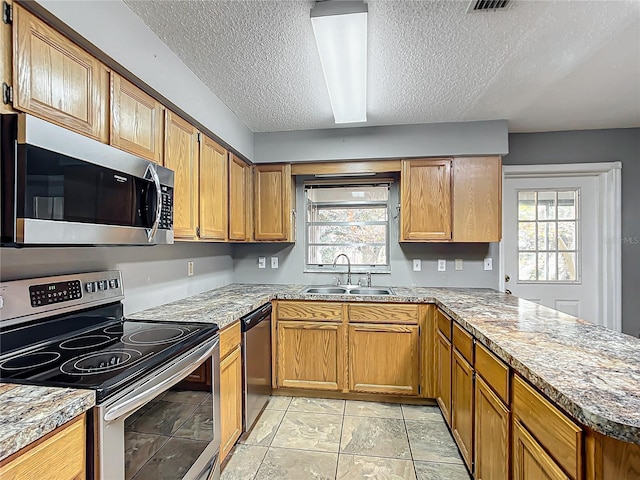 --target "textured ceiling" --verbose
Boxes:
[124,0,640,133]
